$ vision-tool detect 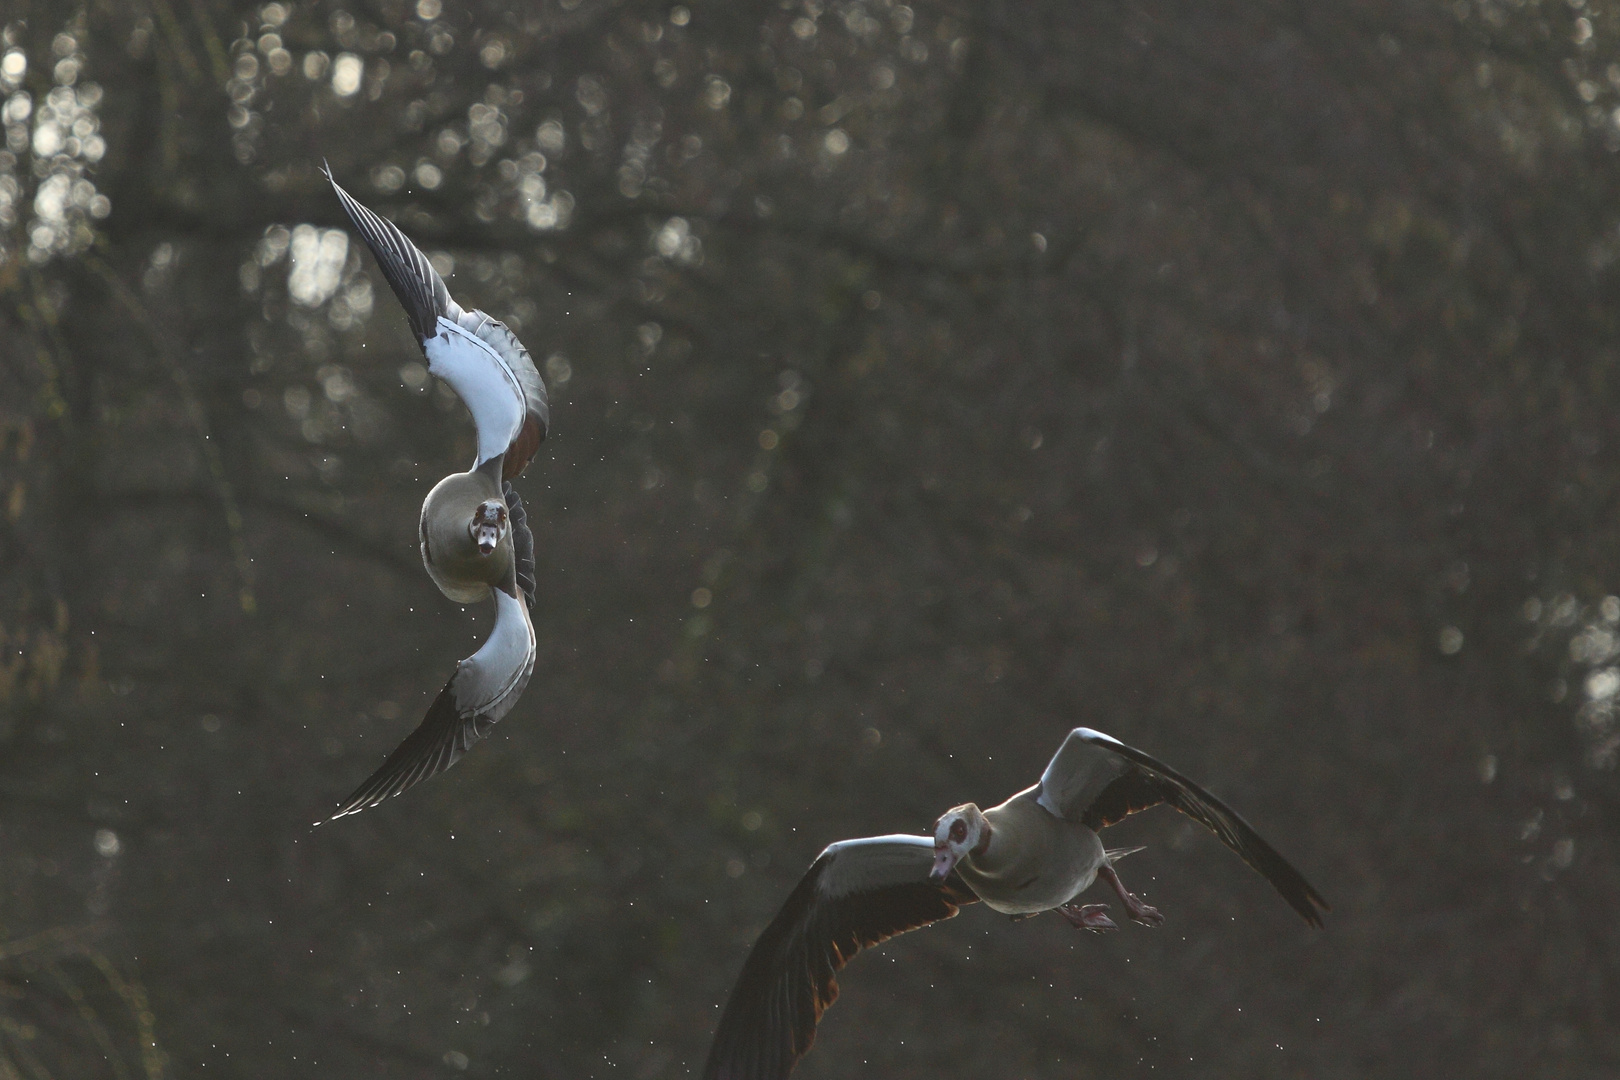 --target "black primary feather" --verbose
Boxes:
[1077,734,1329,927]
[324,162,452,346]
[504,482,536,607]
[329,677,497,818]
[702,852,978,1080]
